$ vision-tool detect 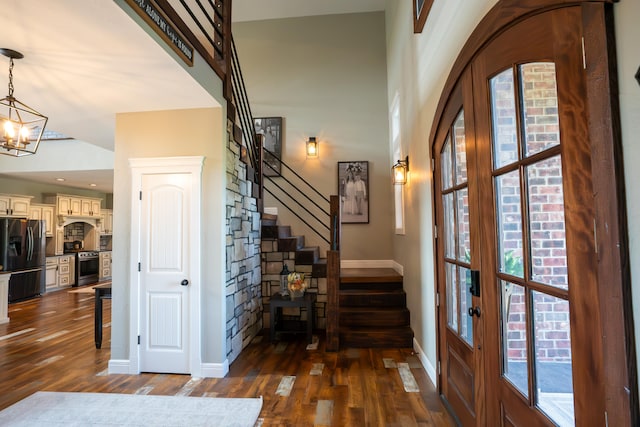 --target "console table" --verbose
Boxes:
[270,292,316,344]
[94,283,112,349]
